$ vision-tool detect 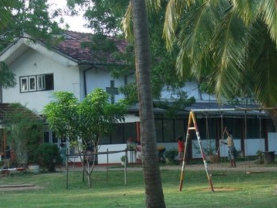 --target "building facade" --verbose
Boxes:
[0,31,276,164]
